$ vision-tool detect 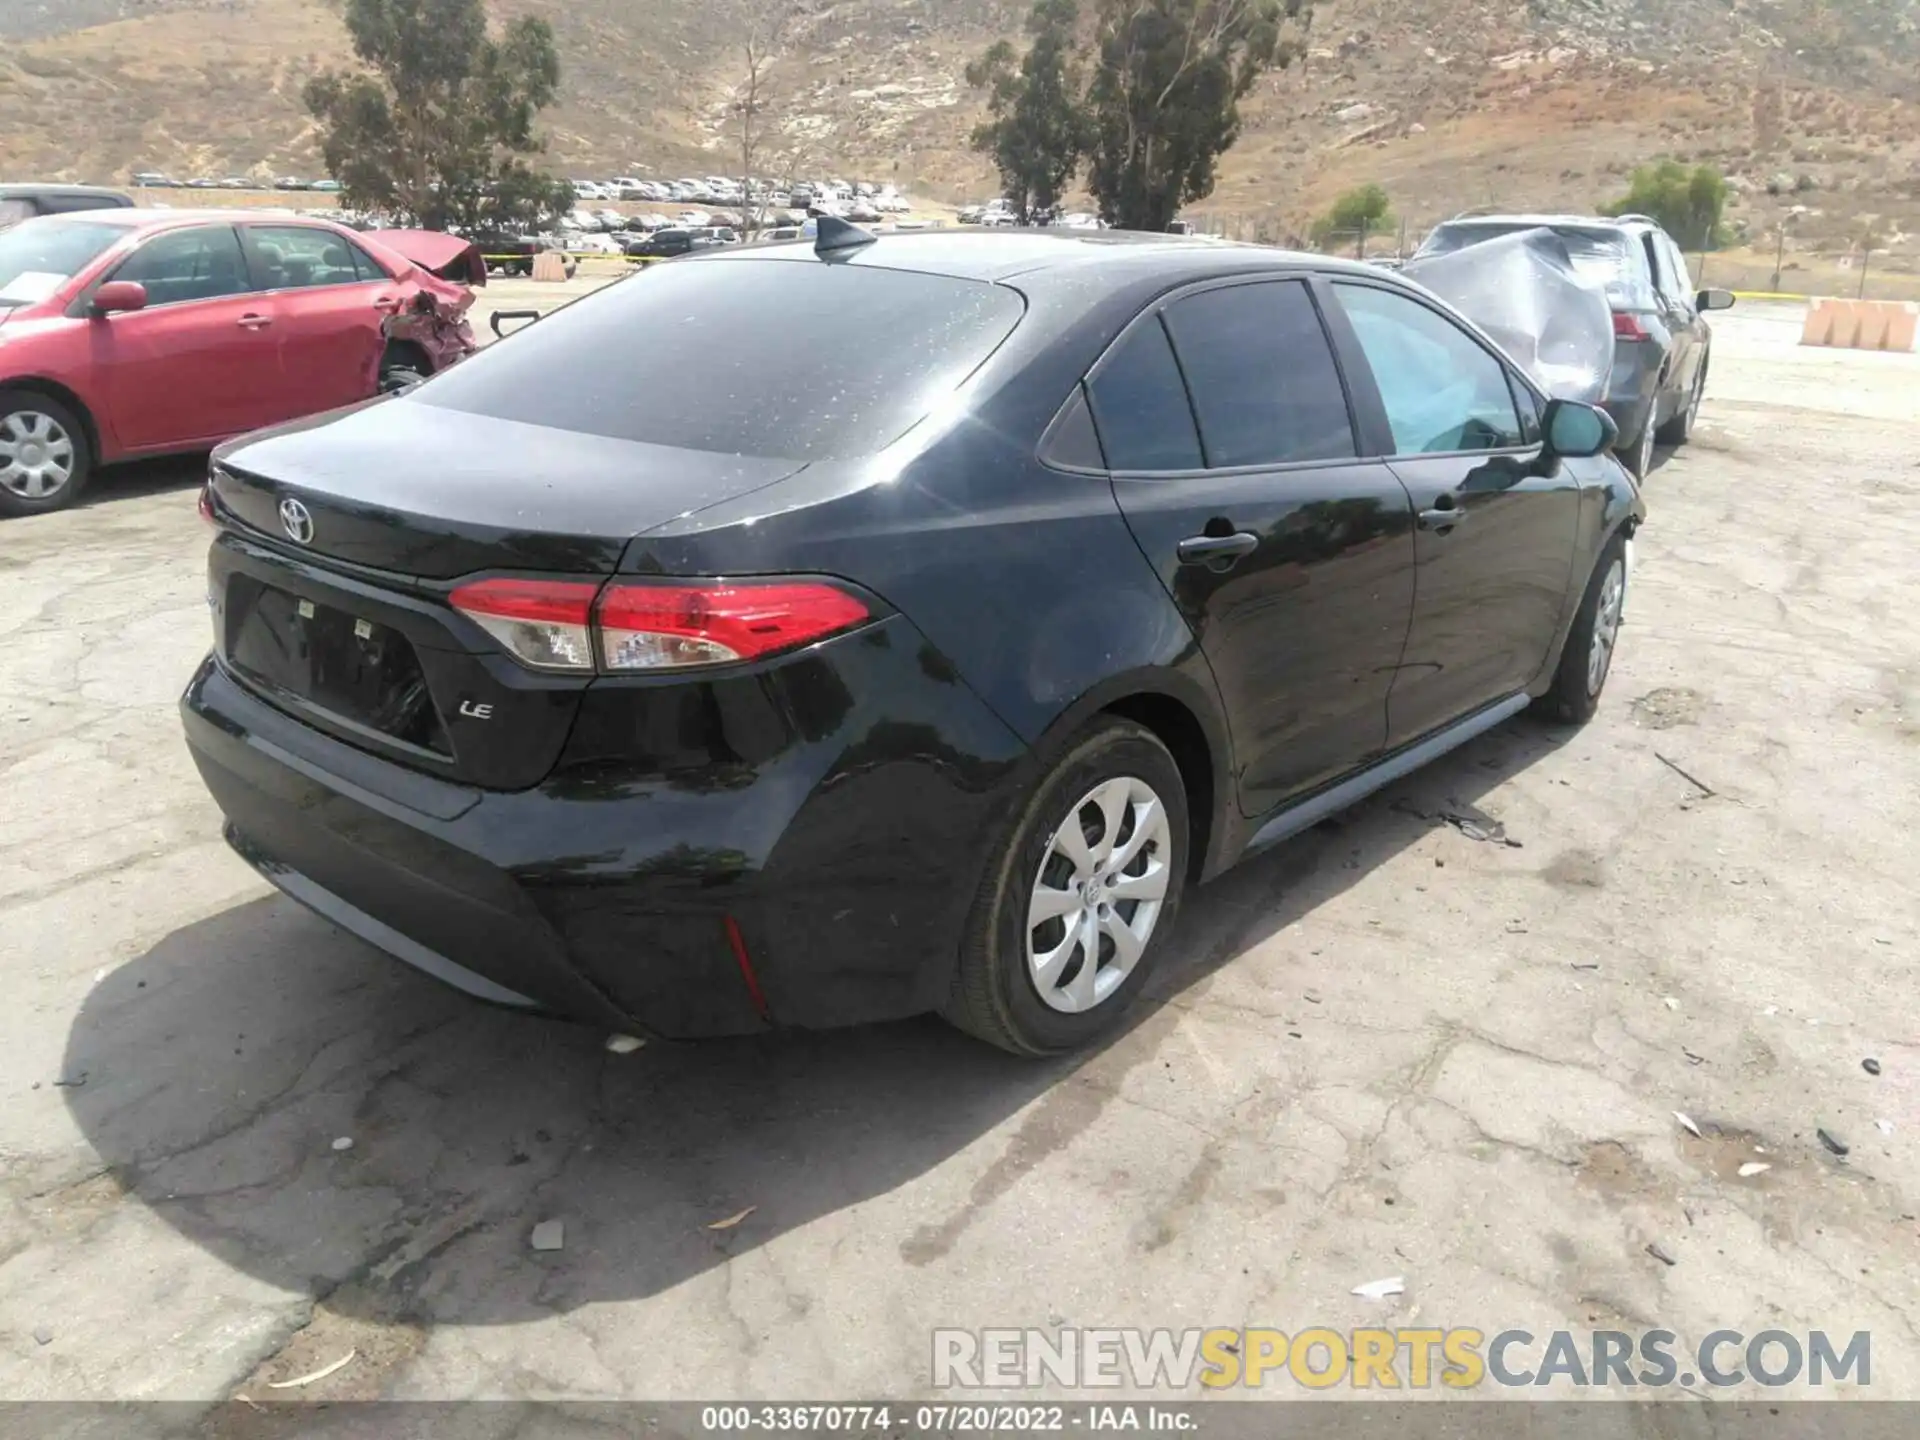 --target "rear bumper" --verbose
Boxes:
[181,621,1029,1040]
